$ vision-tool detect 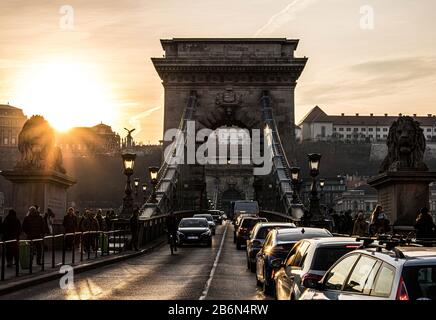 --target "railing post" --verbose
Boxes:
[87,232,91,260]
[72,234,75,264]
[118,230,121,252]
[29,240,33,274]
[80,233,84,262]
[41,239,45,272]
[95,232,98,259]
[15,240,19,277]
[62,234,66,265]
[1,241,5,281]
[51,236,55,268]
